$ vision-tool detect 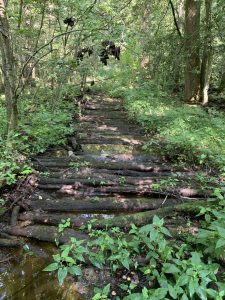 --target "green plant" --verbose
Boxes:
[118,176,126,186]
[58,218,71,233]
[43,238,85,285]
[0,198,6,216]
[92,284,111,300]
